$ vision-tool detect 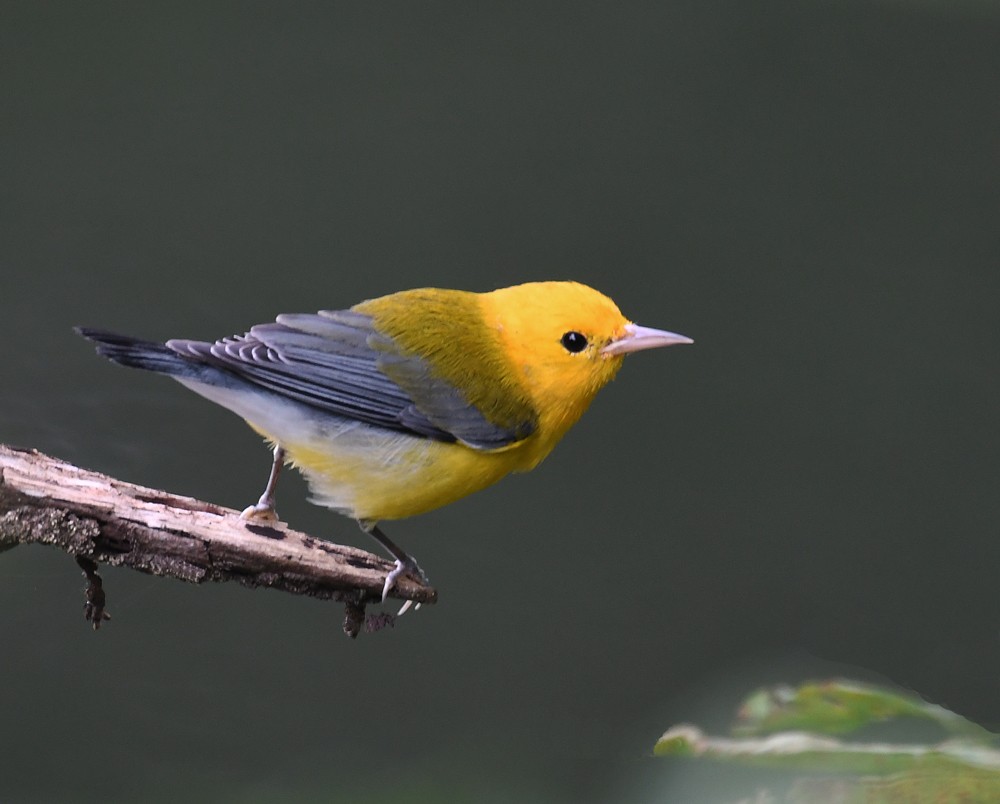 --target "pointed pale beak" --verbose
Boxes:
[601,323,694,357]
